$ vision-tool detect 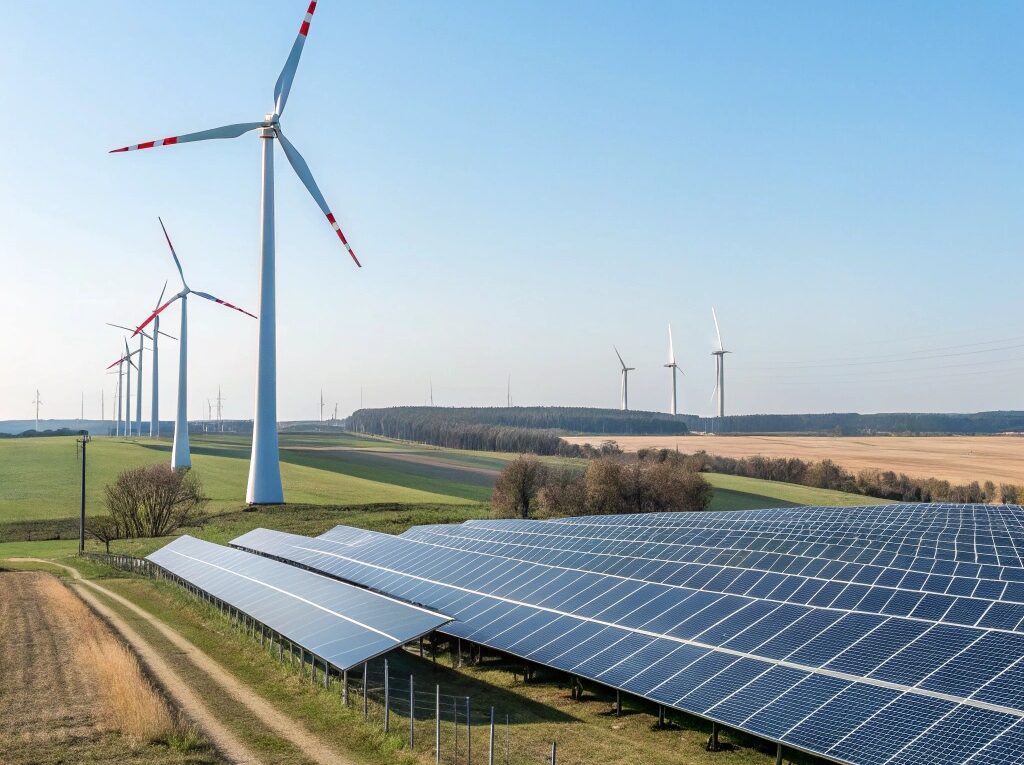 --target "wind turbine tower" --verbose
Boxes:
[131,219,255,470]
[32,390,42,432]
[711,308,731,419]
[216,386,225,432]
[112,2,364,504]
[613,346,635,411]
[319,389,325,425]
[665,323,683,415]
